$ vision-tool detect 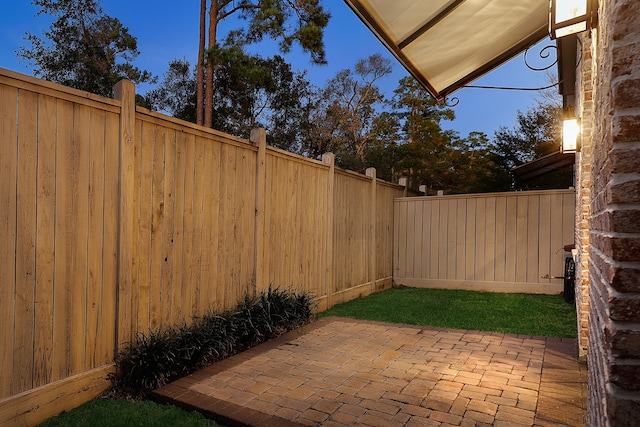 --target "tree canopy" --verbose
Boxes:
[19,0,154,97]
[196,0,330,127]
[150,50,567,195]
